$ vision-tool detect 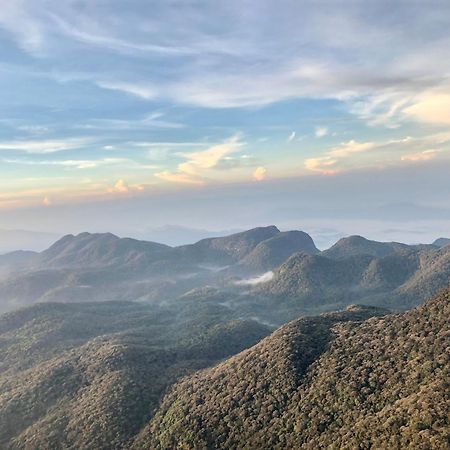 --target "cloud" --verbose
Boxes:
[95,81,157,100]
[109,179,145,194]
[42,196,51,206]
[403,90,450,126]
[305,140,376,174]
[3,157,160,171]
[154,171,204,185]
[0,138,91,154]
[253,166,267,181]
[77,113,184,130]
[305,134,450,175]
[287,131,296,142]
[315,126,328,138]
[0,0,45,53]
[155,135,244,184]
[235,271,274,286]
[401,149,440,162]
